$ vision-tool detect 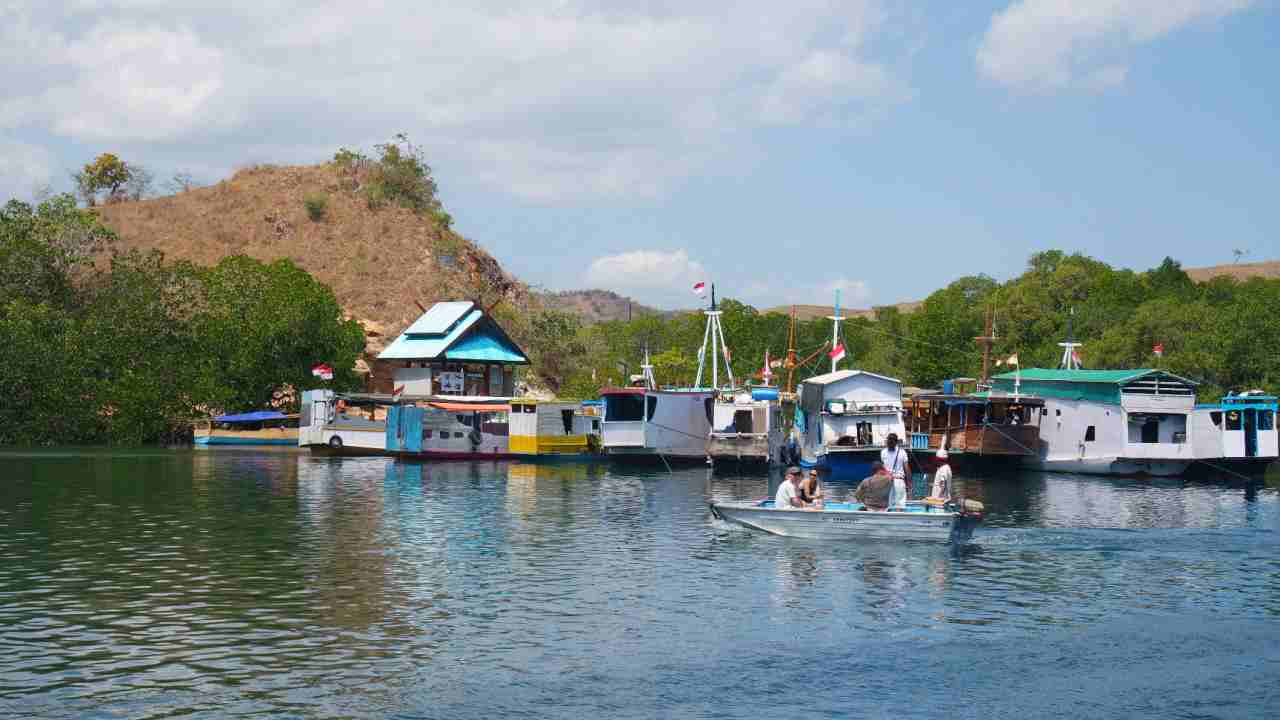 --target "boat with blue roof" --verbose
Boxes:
[1190,390,1278,475]
[194,411,299,446]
